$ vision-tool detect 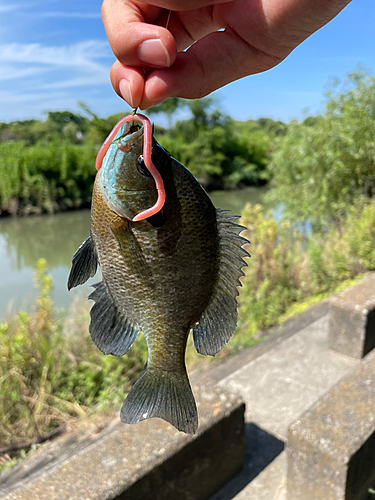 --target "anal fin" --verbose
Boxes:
[88,282,139,356]
[193,209,250,356]
[68,236,98,290]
